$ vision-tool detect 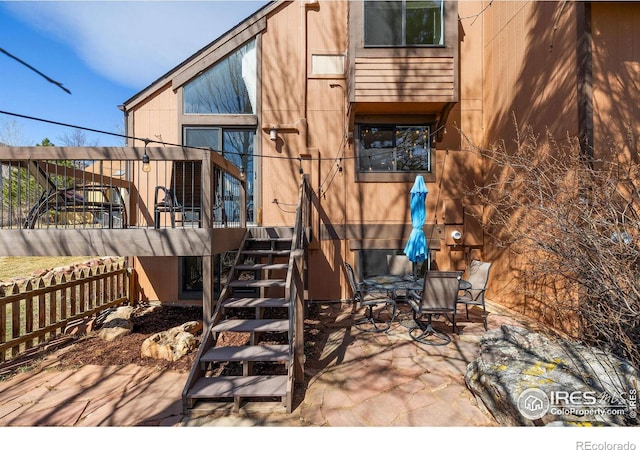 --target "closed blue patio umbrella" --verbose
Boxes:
[403,175,428,277]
